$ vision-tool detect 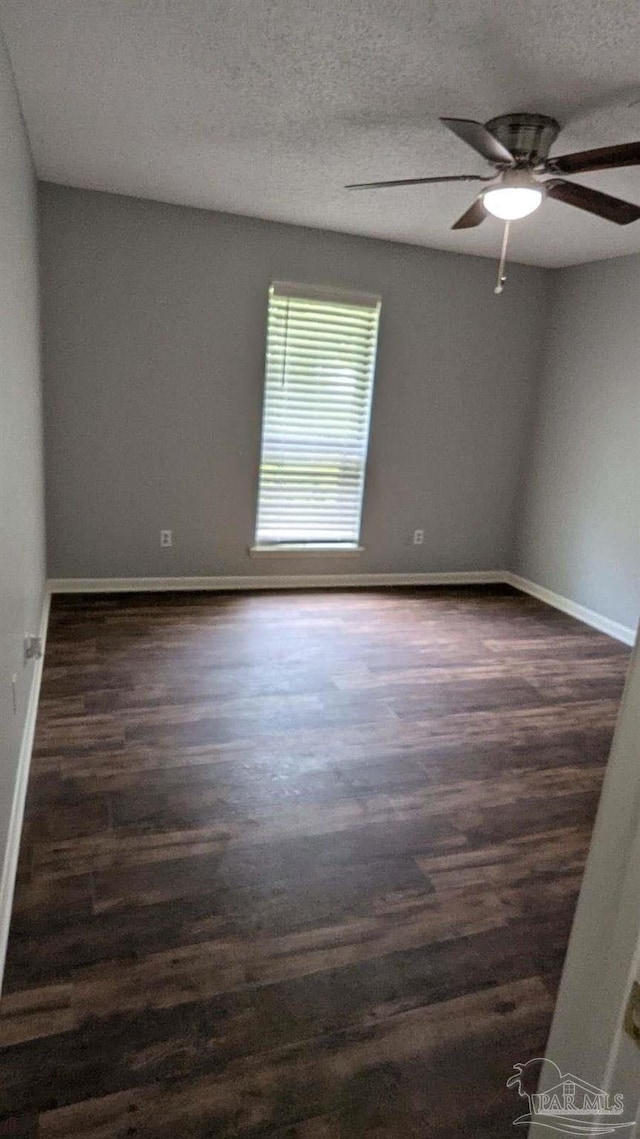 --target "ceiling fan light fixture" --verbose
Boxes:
[483,172,543,220]
[483,185,542,220]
